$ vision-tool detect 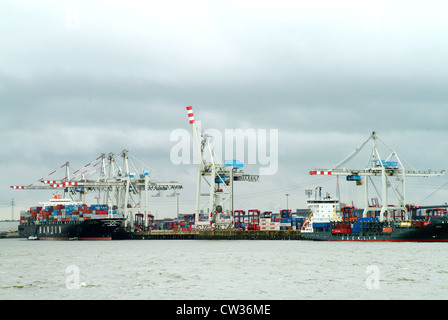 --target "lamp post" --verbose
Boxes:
[285,193,290,211]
